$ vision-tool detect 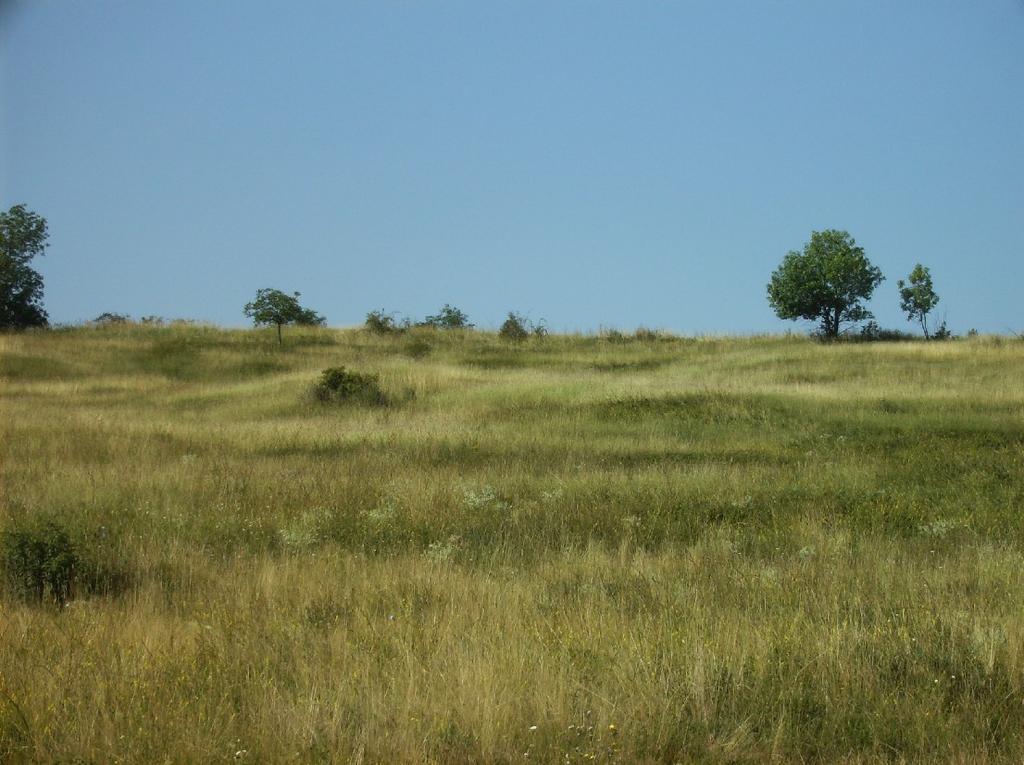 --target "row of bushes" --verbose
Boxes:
[366,305,549,342]
[43,300,997,344]
[855,321,956,342]
[367,306,681,344]
[82,313,979,344]
[365,303,991,345]
[365,304,474,333]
